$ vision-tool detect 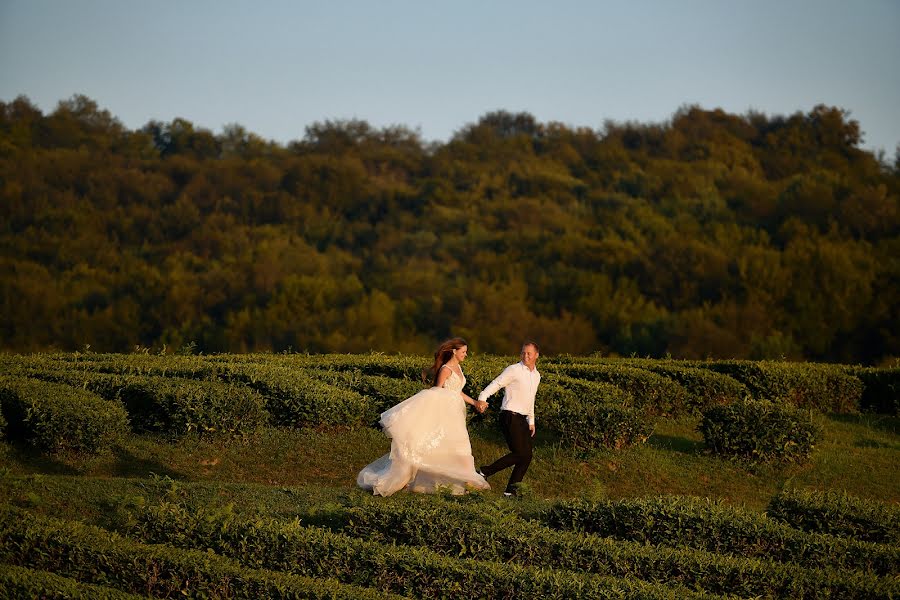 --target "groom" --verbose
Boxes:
[477,341,541,496]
